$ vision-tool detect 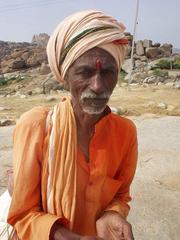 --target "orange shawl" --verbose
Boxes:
[43,97,77,229]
